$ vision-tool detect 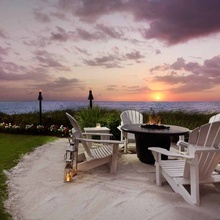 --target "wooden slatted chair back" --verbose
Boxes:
[209,113,220,123]
[184,121,220,179]
[66,113,92,157]
[120,110,143,125]
[198,150,220,179]
[197,121,220,147]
